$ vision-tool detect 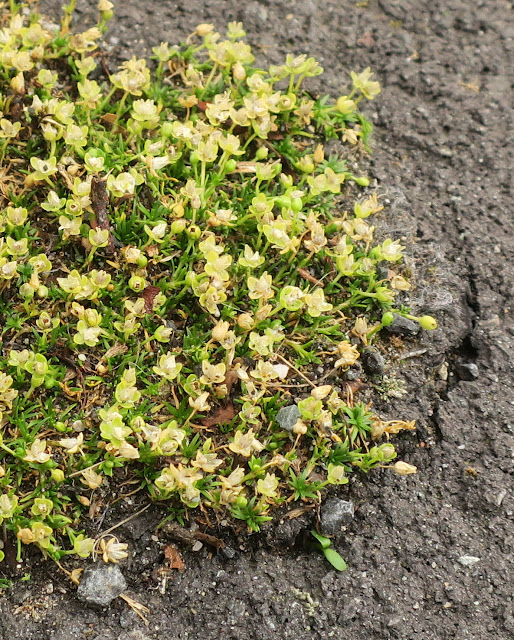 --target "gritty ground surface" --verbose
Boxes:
[1,1,513,639]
